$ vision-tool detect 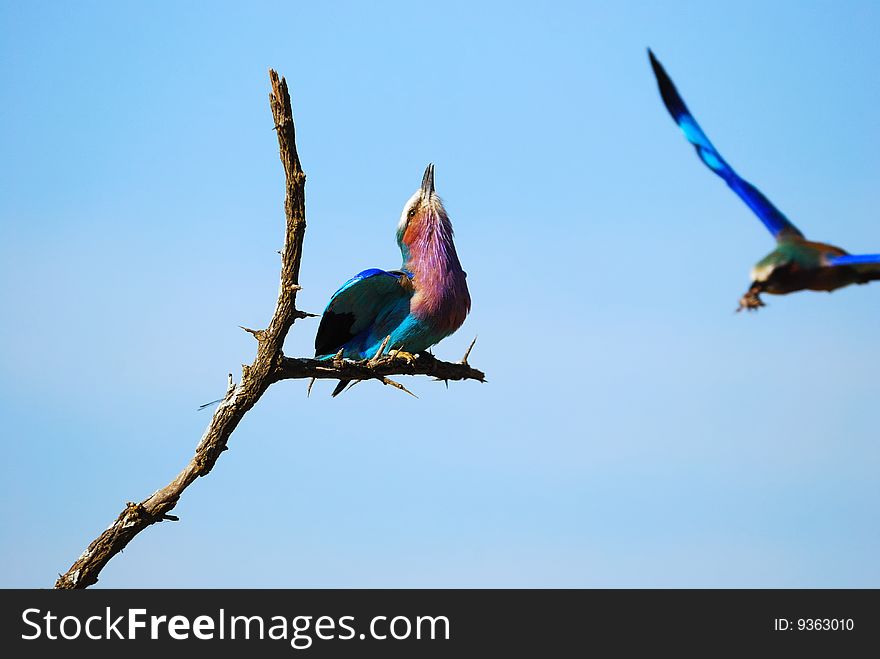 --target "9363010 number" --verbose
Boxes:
[774,618,854,631]
[798,618,854,631]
